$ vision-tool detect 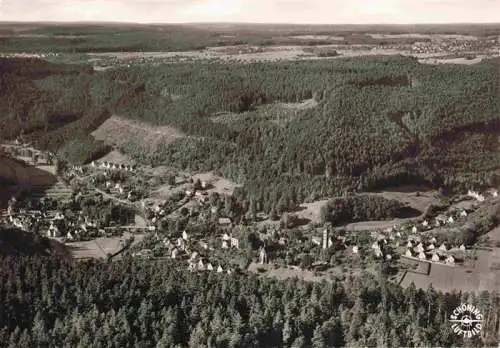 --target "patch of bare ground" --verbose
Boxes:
[418,57,484,65]
[91,115,185,151]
